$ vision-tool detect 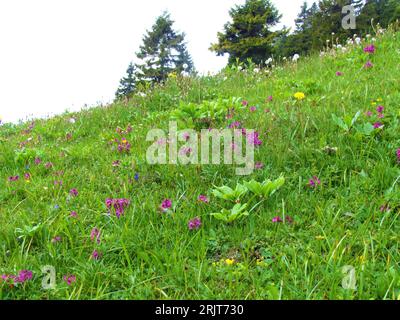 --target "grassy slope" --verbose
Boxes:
[1,30,400,300]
